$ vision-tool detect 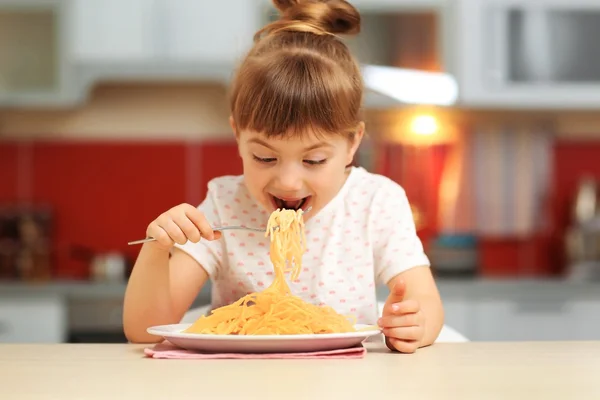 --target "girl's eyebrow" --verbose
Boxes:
[303,143,333,151]
[247,138,333,152]
[247,138,276,150]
